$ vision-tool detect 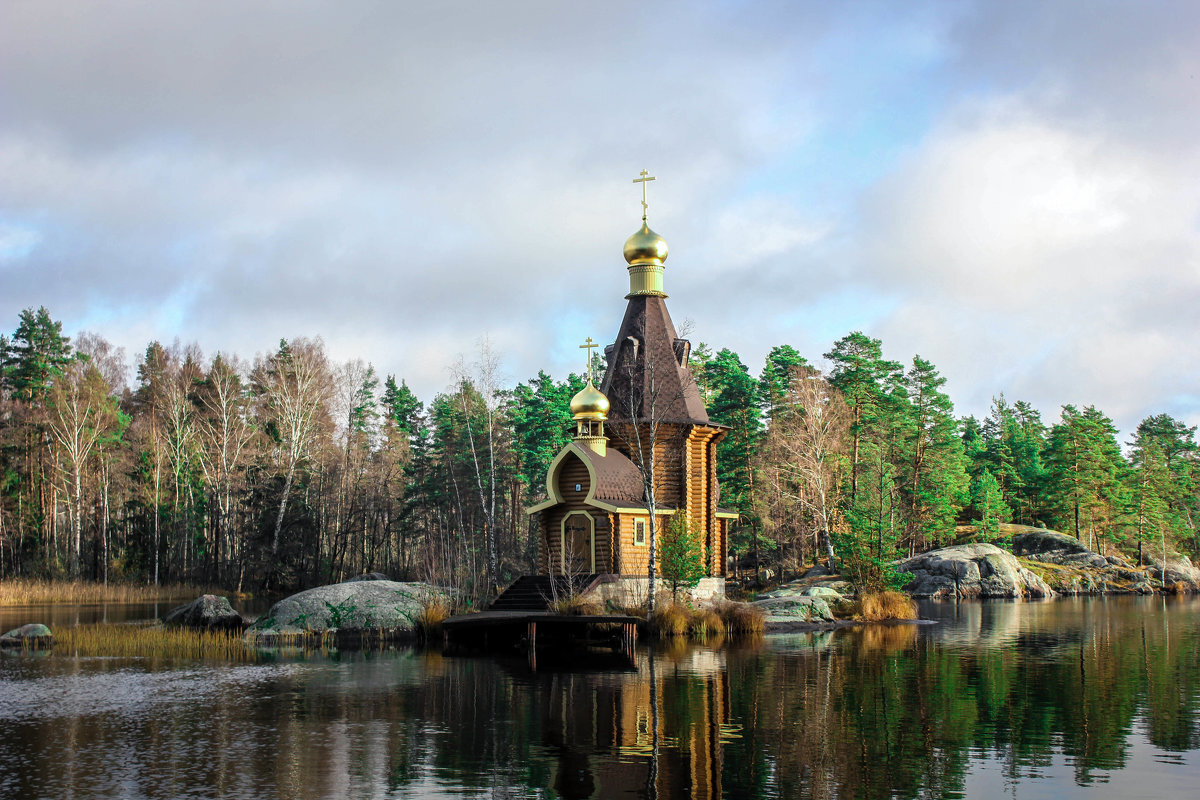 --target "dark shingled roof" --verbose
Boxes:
[600,296,710,425]
[572,443,645,507]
